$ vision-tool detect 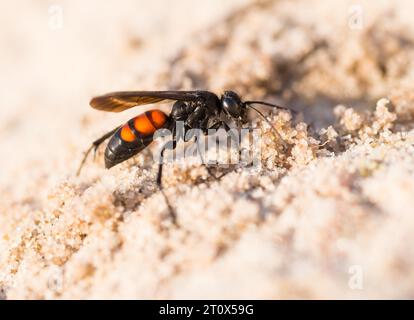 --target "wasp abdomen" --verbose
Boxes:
[131,110,168,136]
[104,110,169,169]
